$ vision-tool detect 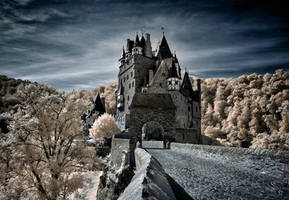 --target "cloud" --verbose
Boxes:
[0,0,288,90]
[14,0,34,6]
